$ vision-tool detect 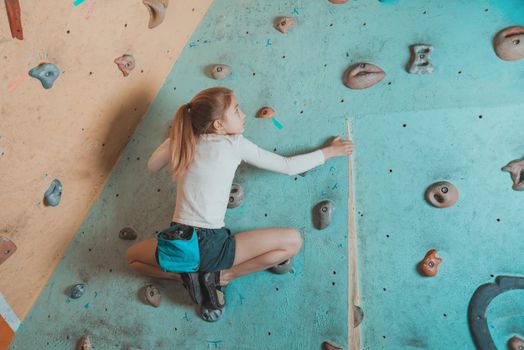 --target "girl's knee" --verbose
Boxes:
[286,228,302,254]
